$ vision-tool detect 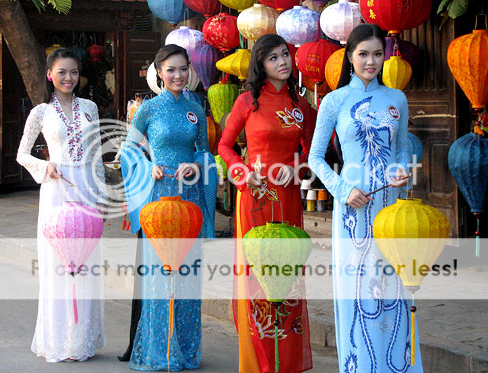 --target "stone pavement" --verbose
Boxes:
[1,187,488,372]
